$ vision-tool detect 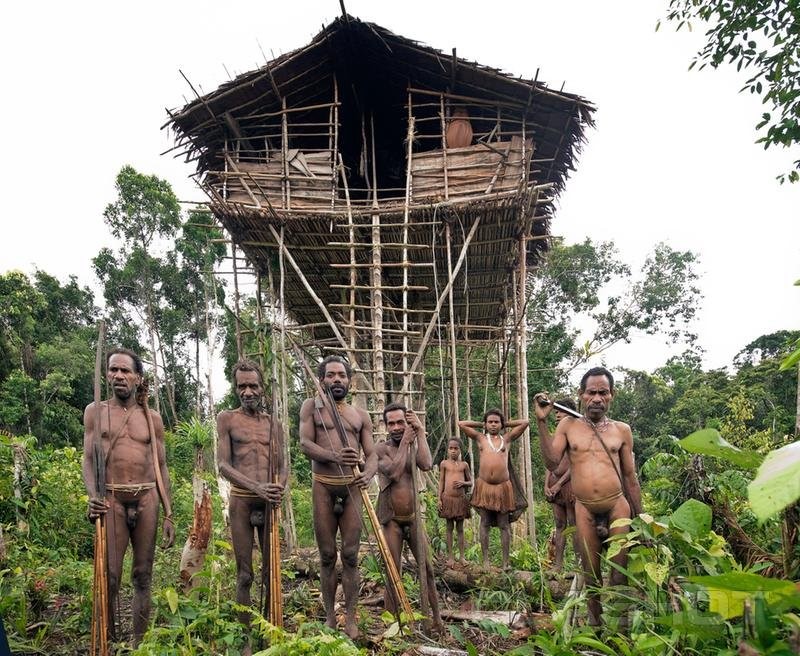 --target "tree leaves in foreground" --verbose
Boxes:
[661,0,800,182]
